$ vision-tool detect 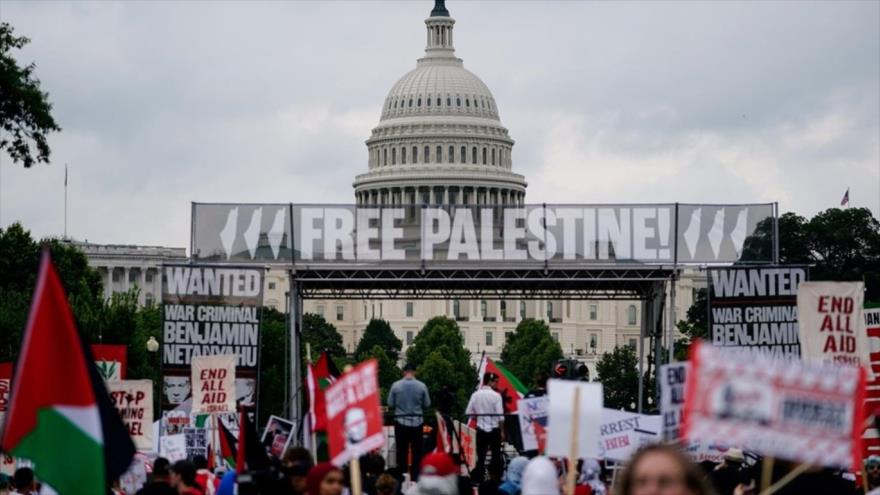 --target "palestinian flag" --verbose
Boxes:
[306,352,340,432]
[477,356,528,413]
[236,407,269,474]
[218,419,238,469]
[0,251,135,494]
